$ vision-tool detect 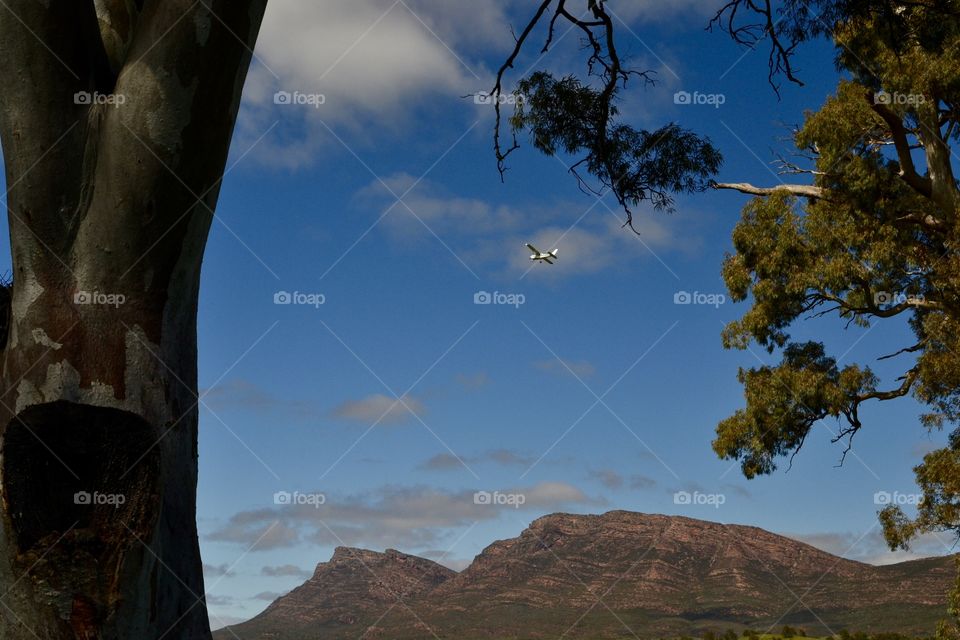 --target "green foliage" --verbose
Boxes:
[491,2,722,232]
[715,4,960,631]
[510,71,721,217]
[715,341,879,477]
[936,556,960,640]
[711,0,960,89]
[714,3,960,490]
